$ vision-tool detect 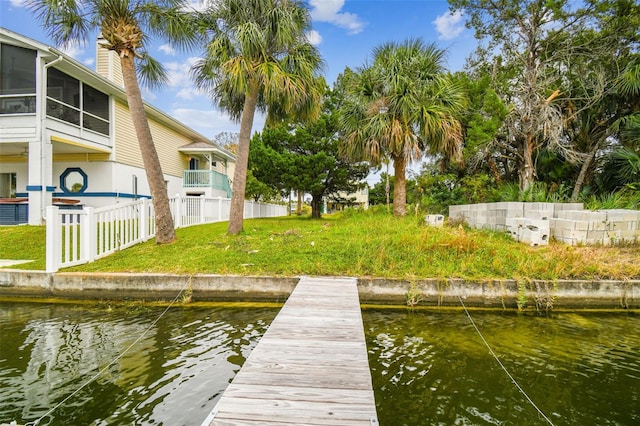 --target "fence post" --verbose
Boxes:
[45,205,60,273]
[82,207,96,263]
[200,195,206,225]
[174,193,183,228]
[140,199,149,241]
[218,196,223,221]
